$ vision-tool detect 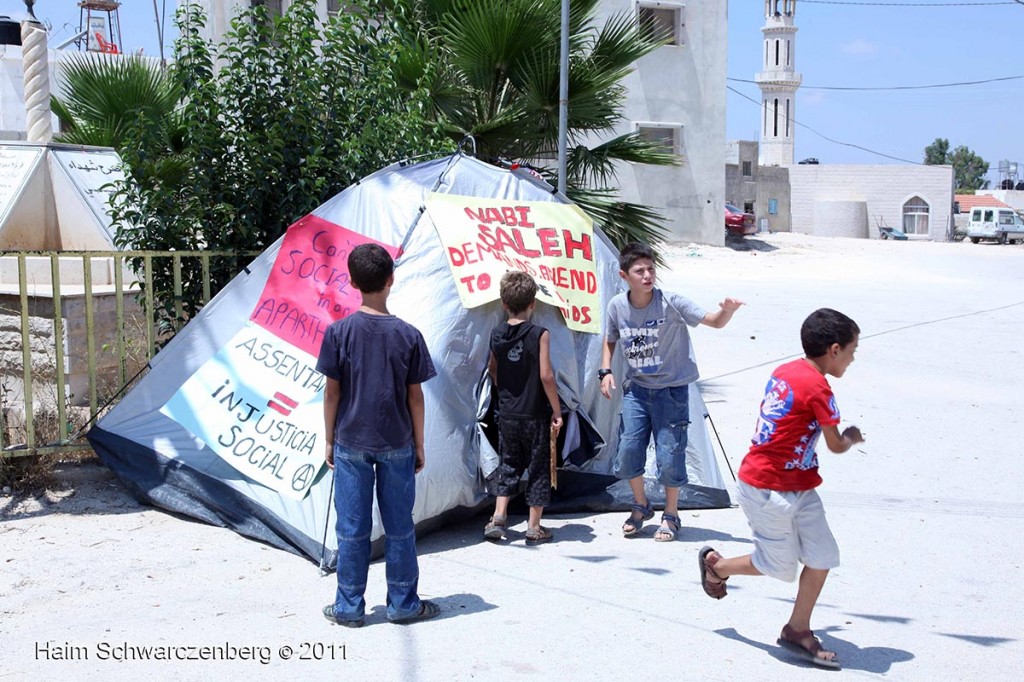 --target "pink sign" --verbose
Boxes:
[250,215,401,358]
